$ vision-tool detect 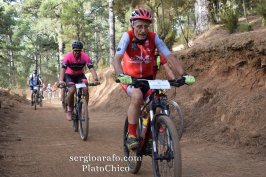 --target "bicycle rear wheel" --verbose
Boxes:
[78,98,89,141]
[166,100,184,140]
[123,117,142,174]
[34,93,37,110]
[72,111,78,132]
[152,115,181,177]
[39,94,43,107]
